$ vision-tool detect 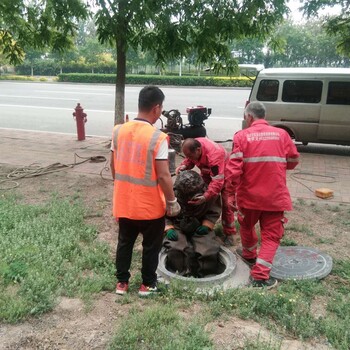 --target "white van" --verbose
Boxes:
[246,68,350,145]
